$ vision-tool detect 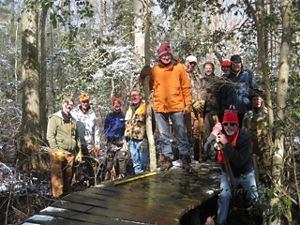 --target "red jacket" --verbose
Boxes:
[151,62,192,113]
